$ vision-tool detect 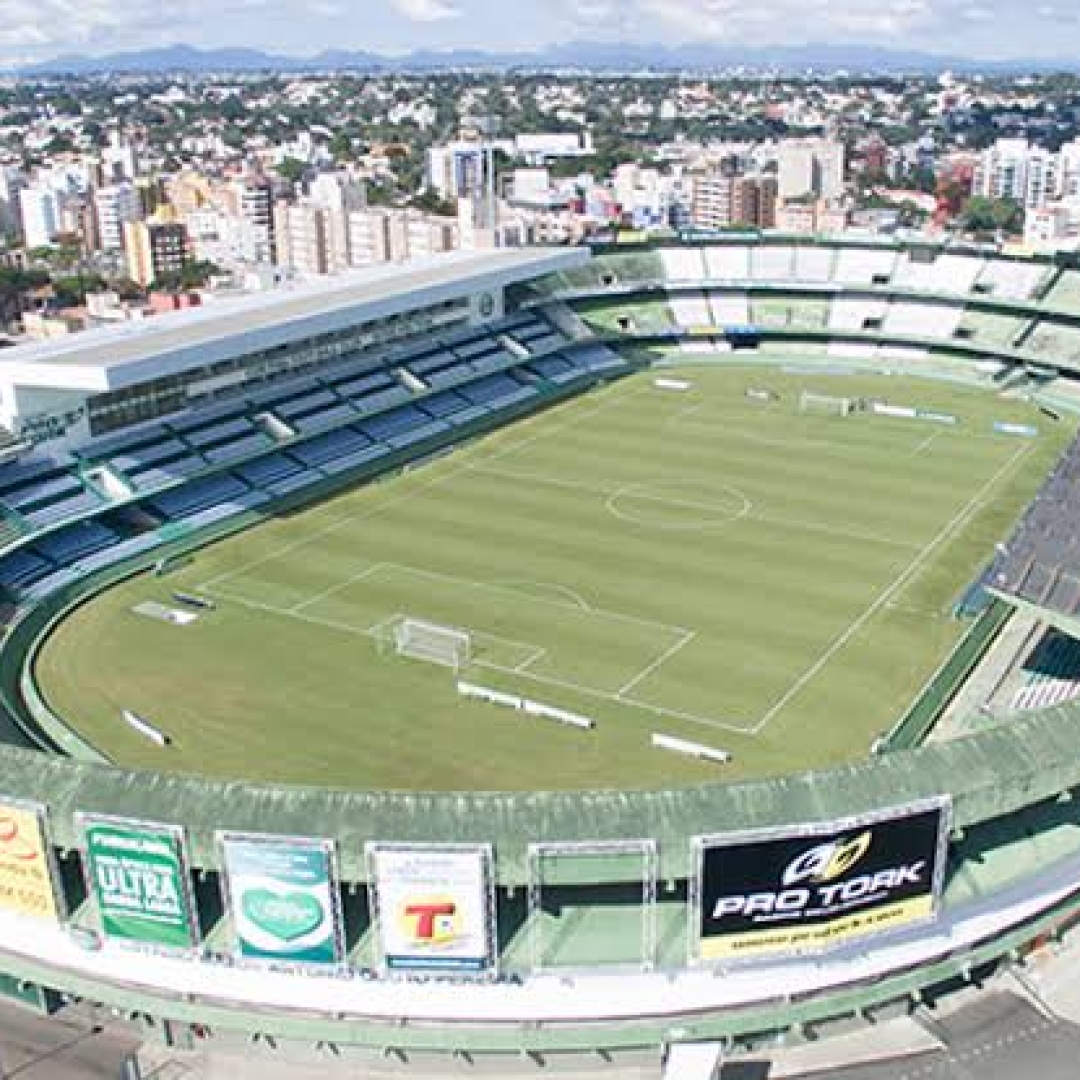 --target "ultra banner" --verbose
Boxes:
[369,844,494,974]
[0,799,59,921]
[219,833,343,967]
[80,815,198,950]
[696,798,951,962]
